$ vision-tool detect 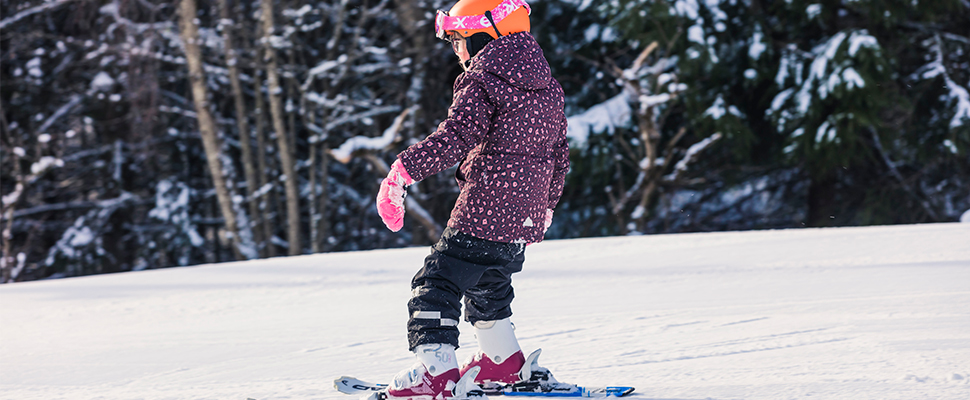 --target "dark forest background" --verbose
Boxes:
[2,0,968,282]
